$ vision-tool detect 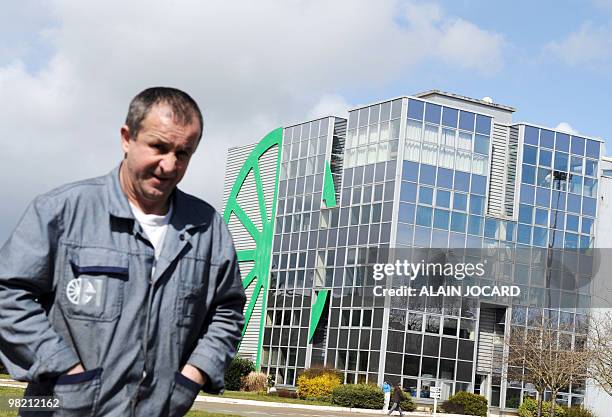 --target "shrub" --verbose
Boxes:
[224,356,255,391]
[400,393,416,412]
[296,369,342,401]
[519,398,565,417]
[298,367,343,380]
[331,384,384,409]
[561,406,597,417]
[241,371,268,392]
[444,391,488,416]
